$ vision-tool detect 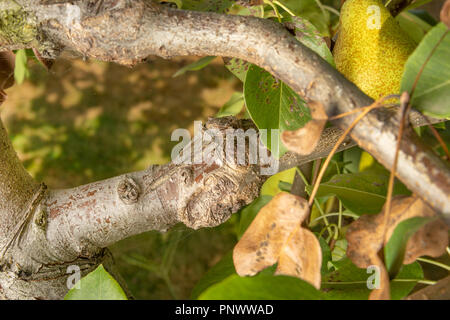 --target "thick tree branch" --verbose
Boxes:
[0,119,39,251]
[6,1,446,219]
[28,115,444,263]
